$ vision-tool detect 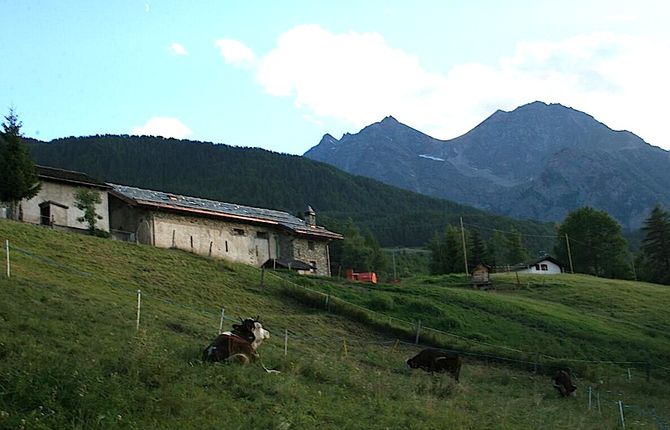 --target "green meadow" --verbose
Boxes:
[1,219,668,429]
